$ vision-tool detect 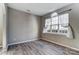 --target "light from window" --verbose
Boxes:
[43,12,69,35]
[51,12,58,17]
[43,18,51,33]
[51,16,58,30]
[59,13,69,33]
